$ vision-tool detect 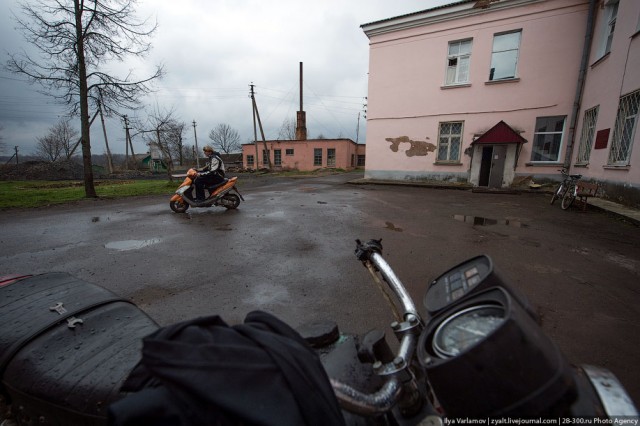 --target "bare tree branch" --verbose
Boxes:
[6,0,164,196]
[208,123,241,154]
[36,119,79,162]
[278,117,296,140]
